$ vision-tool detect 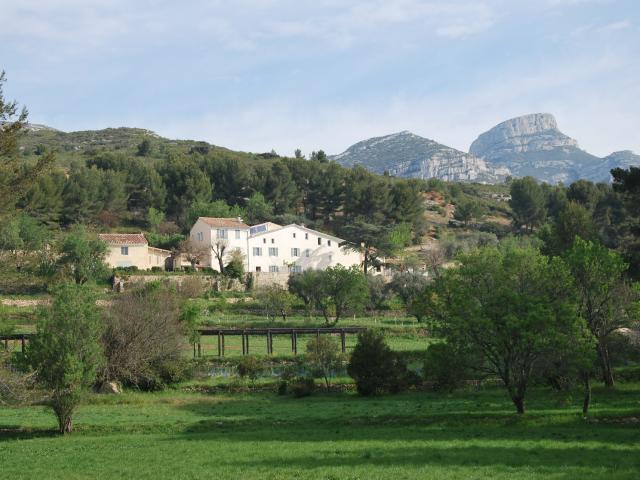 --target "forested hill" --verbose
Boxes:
[15,124,437,252]
[19,125,256,166]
